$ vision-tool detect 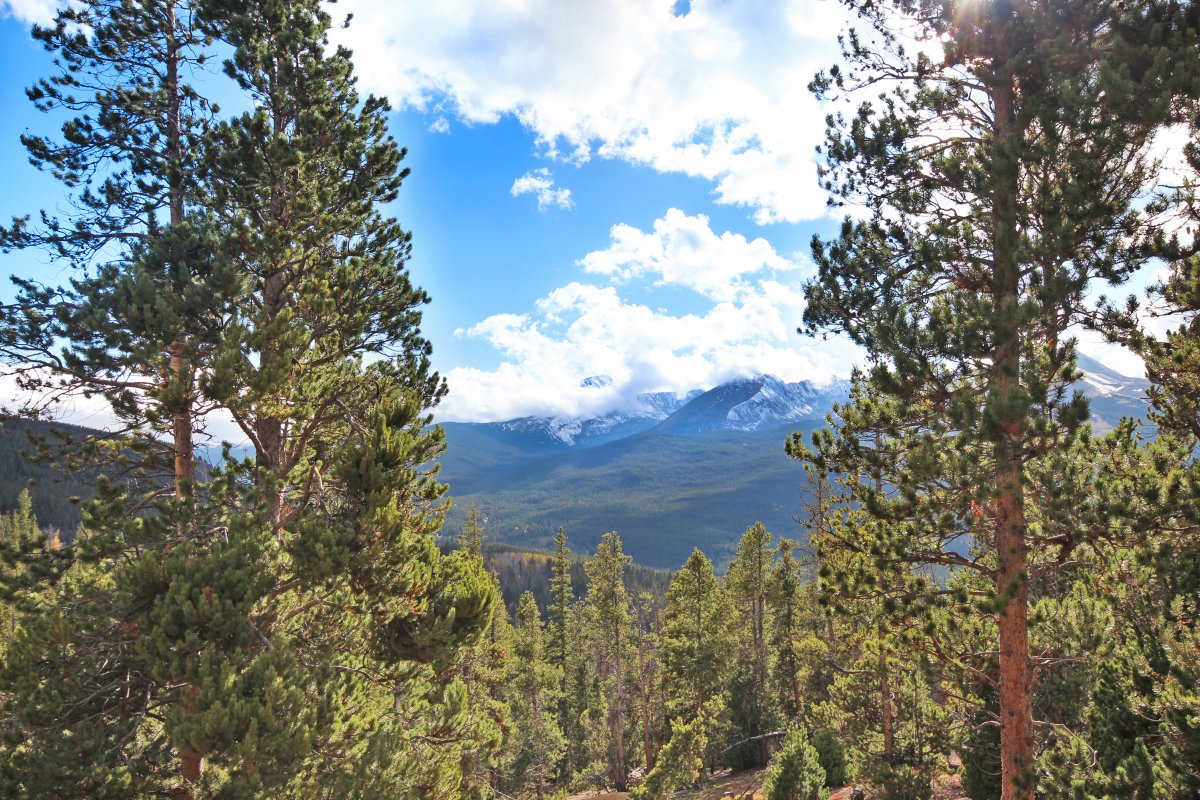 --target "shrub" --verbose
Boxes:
[762,728,827,800]
[810,729,849,787]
